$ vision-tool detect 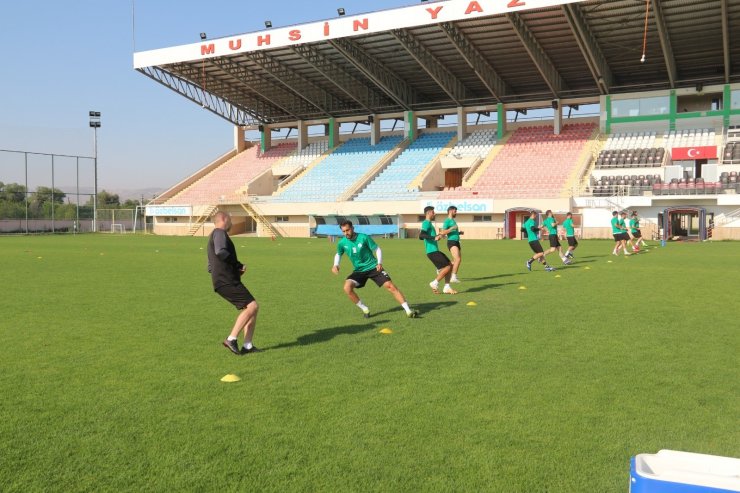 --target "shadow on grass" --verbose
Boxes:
[265,301,457,351]
[267,320,389,350]
[463,281,518,293]
[372,300,457,318]
[461,272,518,281]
